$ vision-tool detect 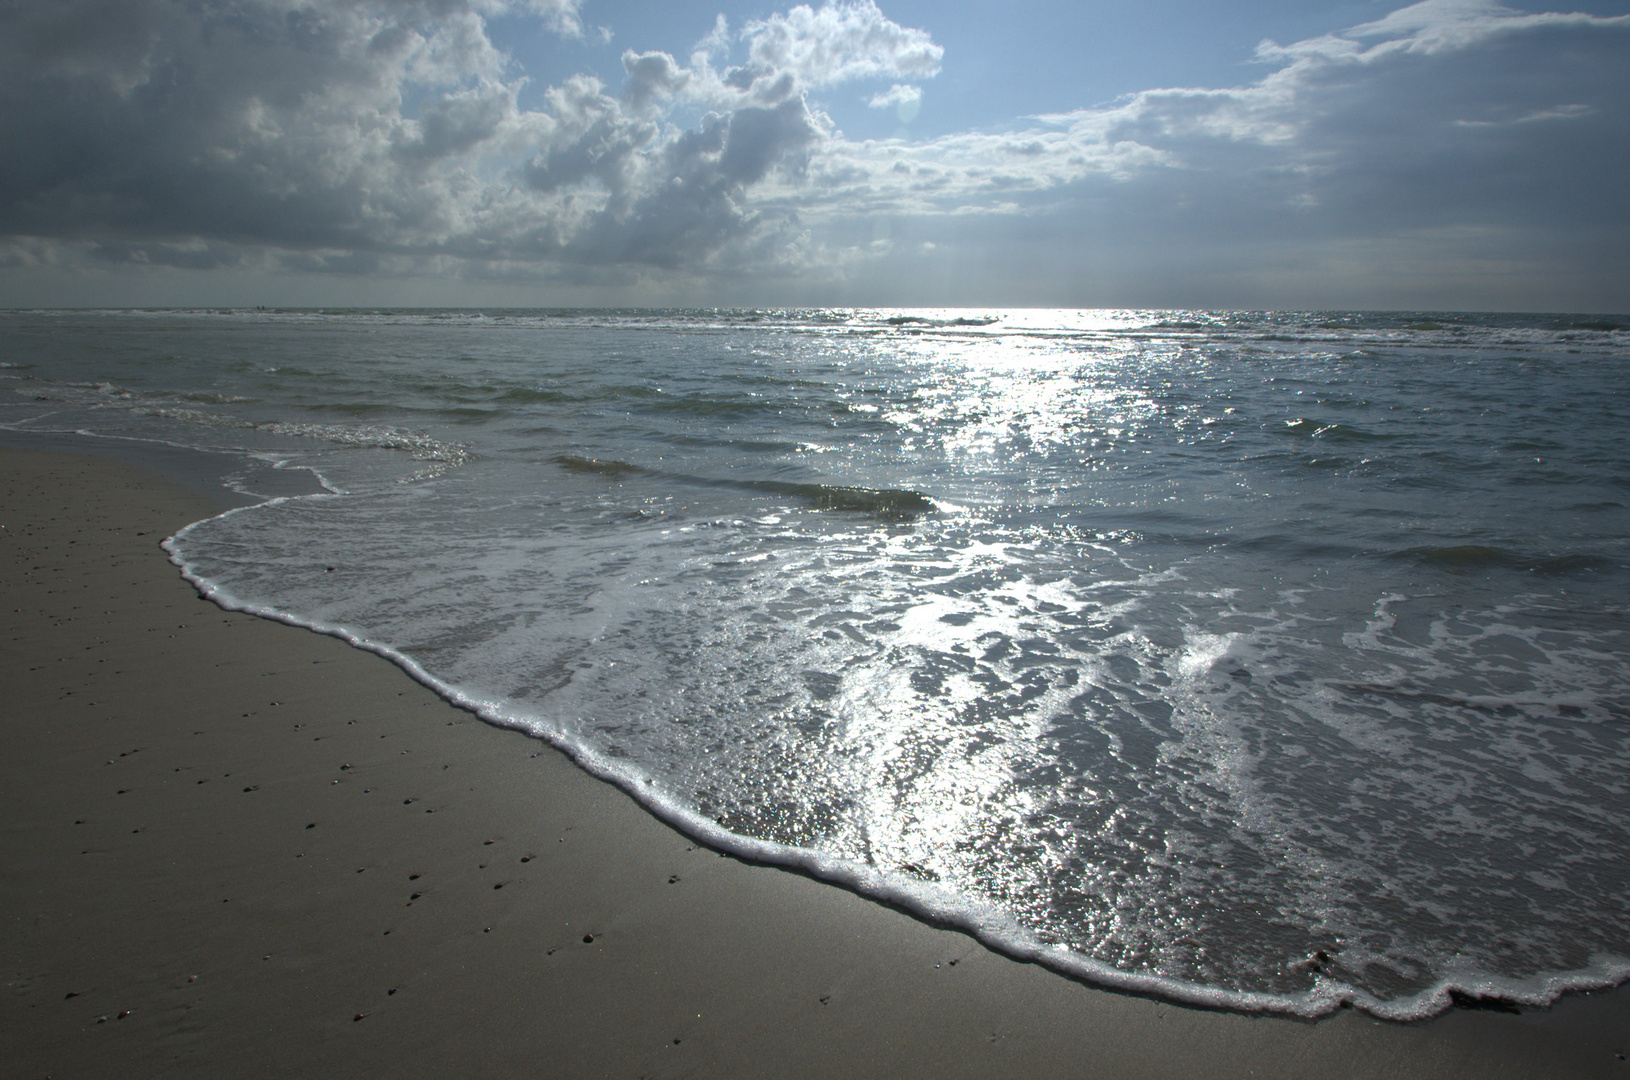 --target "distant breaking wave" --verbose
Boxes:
[883,314,1001,328]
